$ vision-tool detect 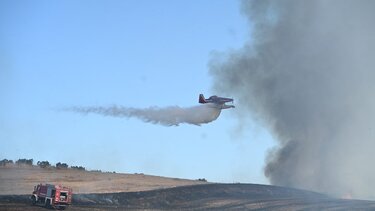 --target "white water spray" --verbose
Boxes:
[65,104,222,126]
